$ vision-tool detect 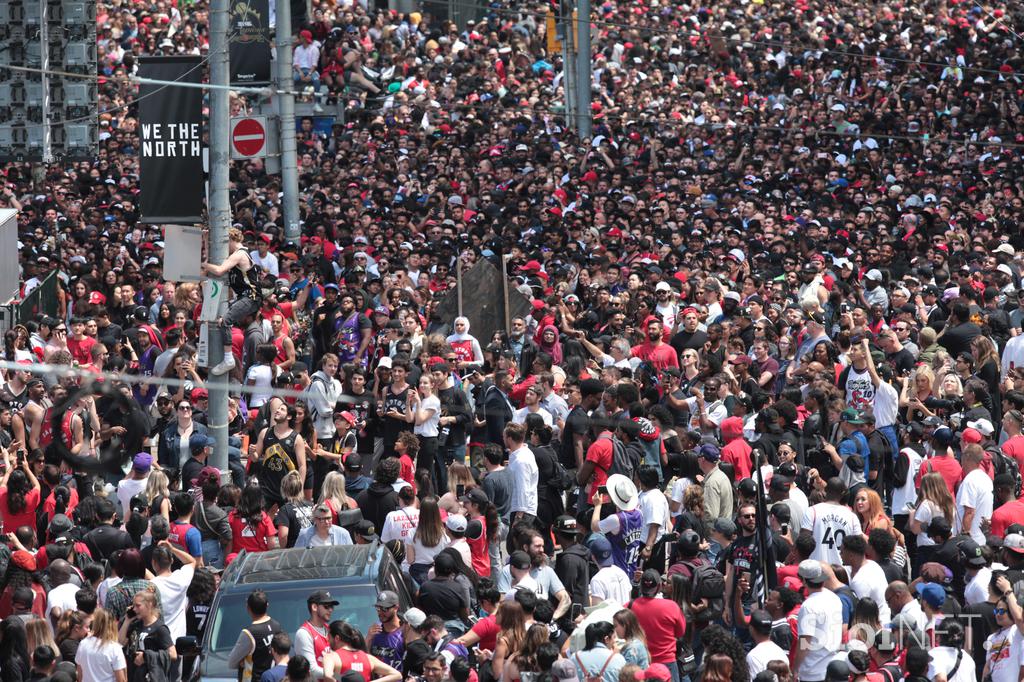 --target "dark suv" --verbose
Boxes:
[191,543,412,682]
